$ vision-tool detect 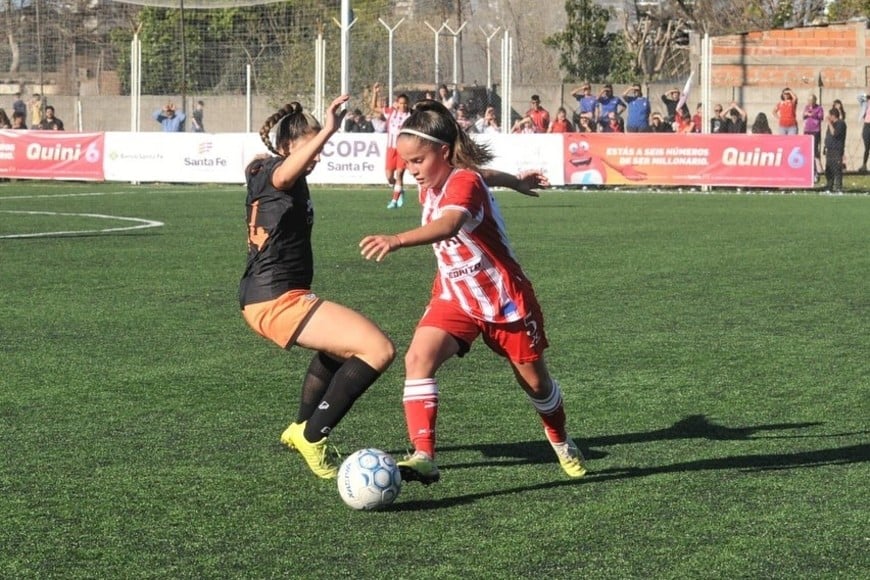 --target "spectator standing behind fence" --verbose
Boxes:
[37,106,64,130]
[692,103,703,133]
[661,88,681,122]
[525,95,550,133]
[369,111,386,133]
[571,83,597,127]
[722,102,748,133]
[511,116,535,134]
[803,94,824,180]
[11,111,26,129]
[710,104,726,133]
[437,84,460,115]
[673,106,694,133]
[649,112,670,133]
[831,99,846,124]
[751,112,773,135]
[548,107,573,133]
[344,108,374,133]
[773,88,798,135]
[153,103,186,132]
[28,94,43,129]
[576,113,597,133]
[474,106,501,133]
[622,84,650,132]
[0,109,11,129]
[455,104,475,133]
[602,111,624,133]
[856,92,870,173]
[823,107,846,192]
[12,93,25,118]
[597,84,623,131]
[191,100,205,132]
